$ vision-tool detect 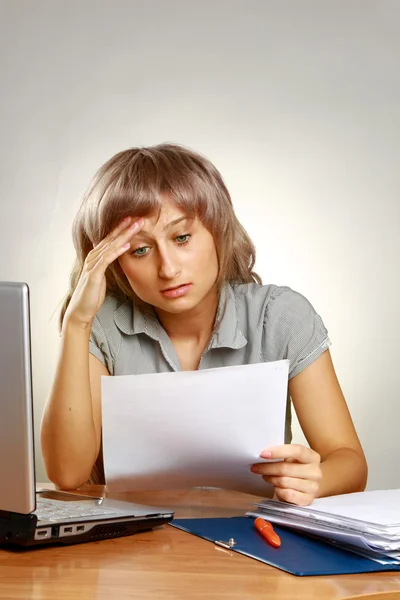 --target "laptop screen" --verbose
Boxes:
[0,282,36,515]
